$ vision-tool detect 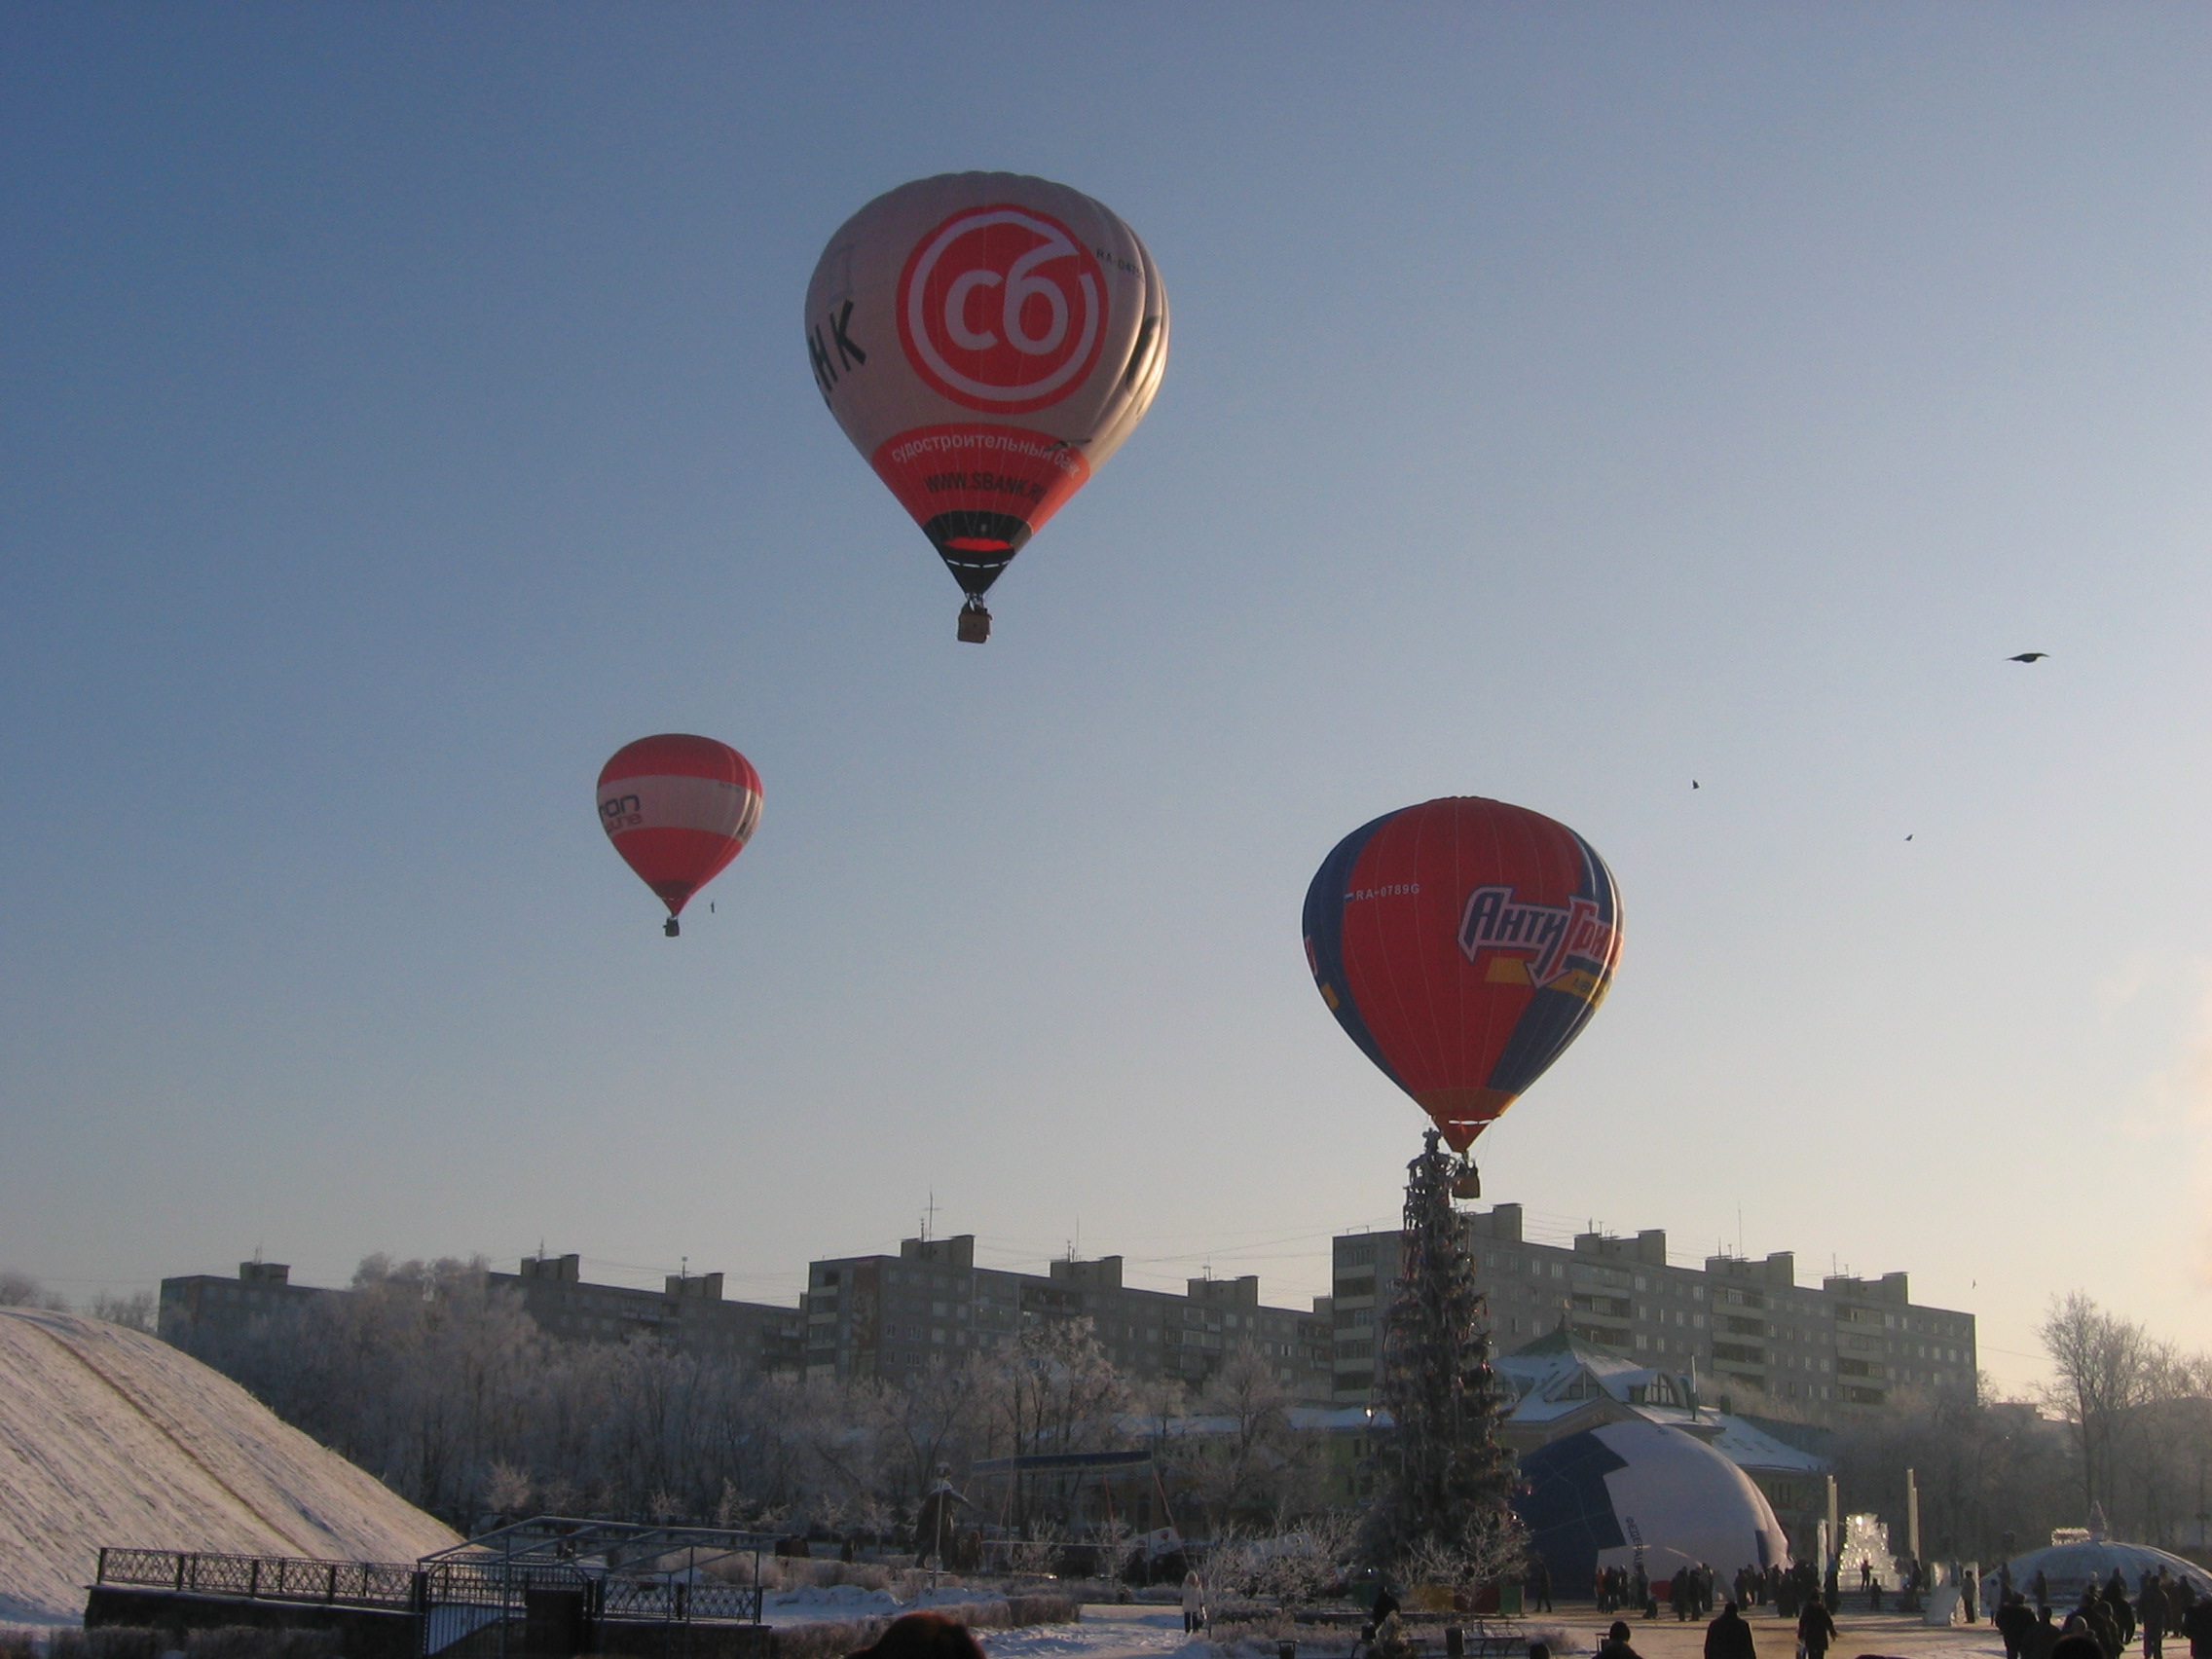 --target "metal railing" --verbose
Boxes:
[94,1546,765,1628]
[97,1548,420,1608]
